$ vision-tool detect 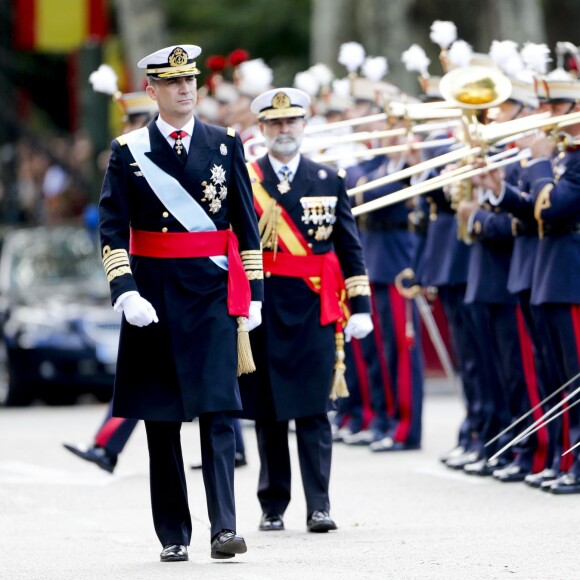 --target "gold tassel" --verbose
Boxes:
[258,199,281,258]
[330,331,349,400]
[237,317,256,376]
